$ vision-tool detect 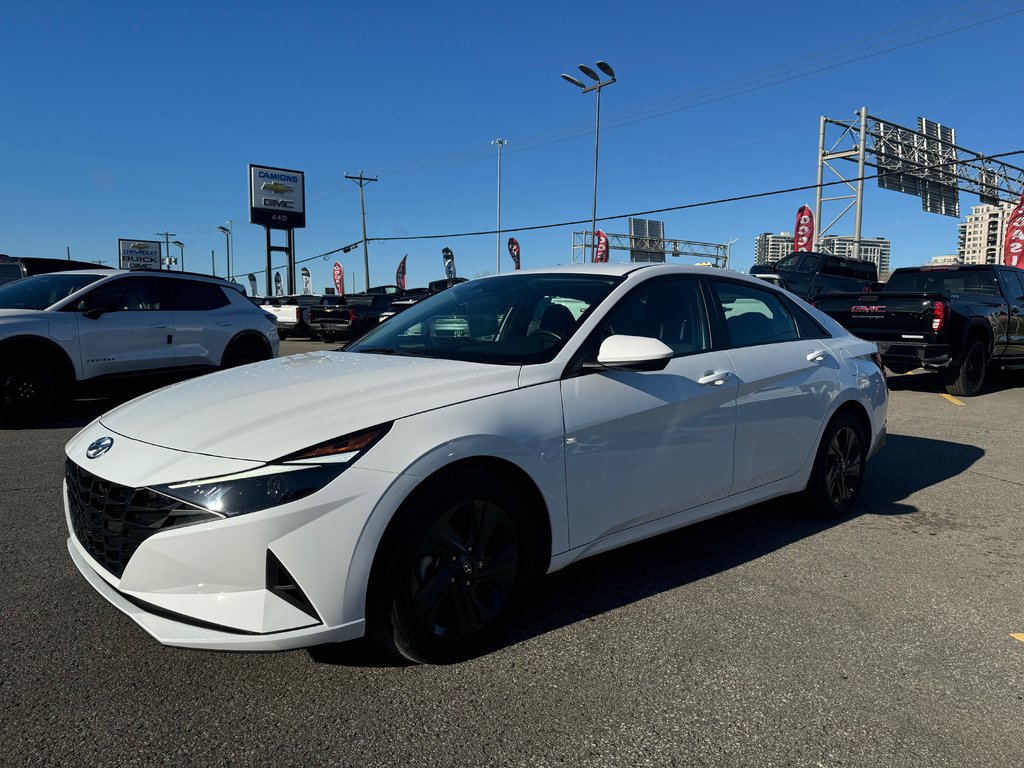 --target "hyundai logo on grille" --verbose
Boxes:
[86,437,114,459]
